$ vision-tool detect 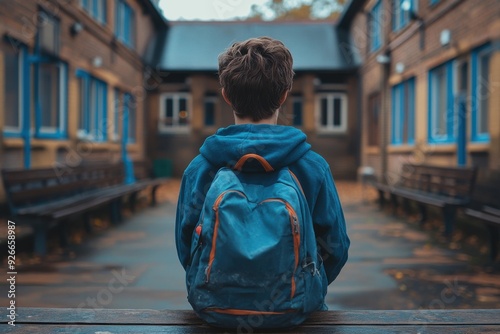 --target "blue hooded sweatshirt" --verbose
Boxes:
[175,124,349,285]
